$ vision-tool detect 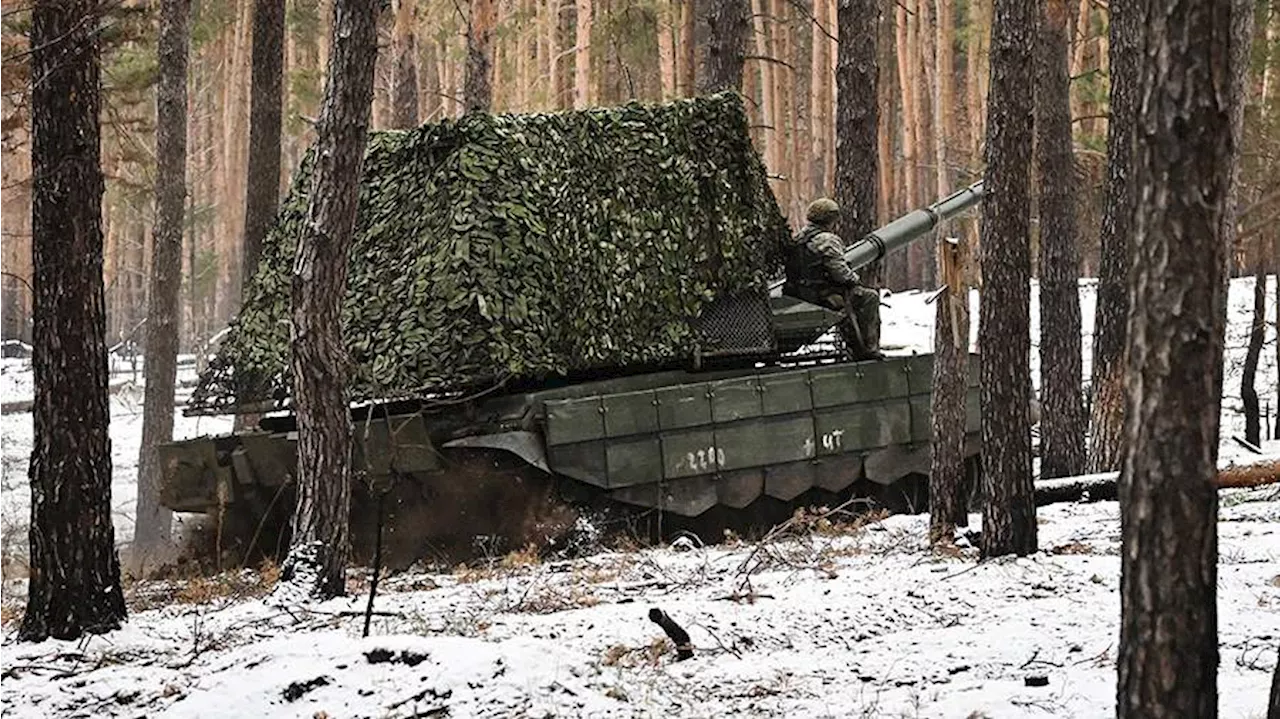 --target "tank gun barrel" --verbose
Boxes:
[843,179,985,272]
